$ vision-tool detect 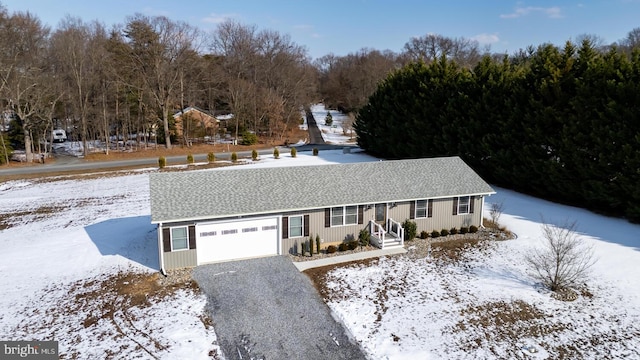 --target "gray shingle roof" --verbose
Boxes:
[149,156,495,223]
